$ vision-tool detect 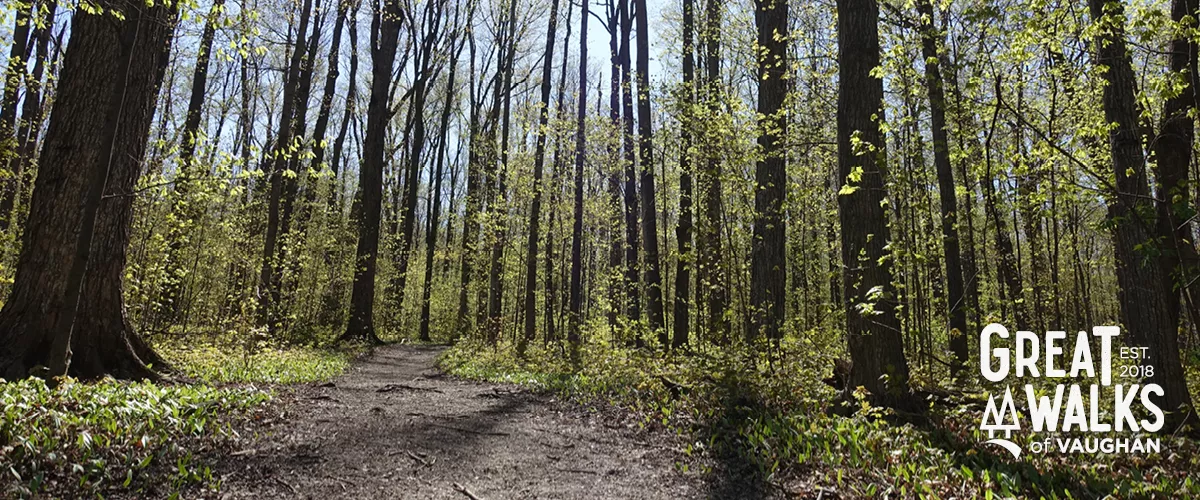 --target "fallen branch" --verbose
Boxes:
[378,383,444,394]
[273,477,298,495]
[429,422,508,434]
[555,467,598,475]
[407,450,431,467]
[454,482,483,500]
